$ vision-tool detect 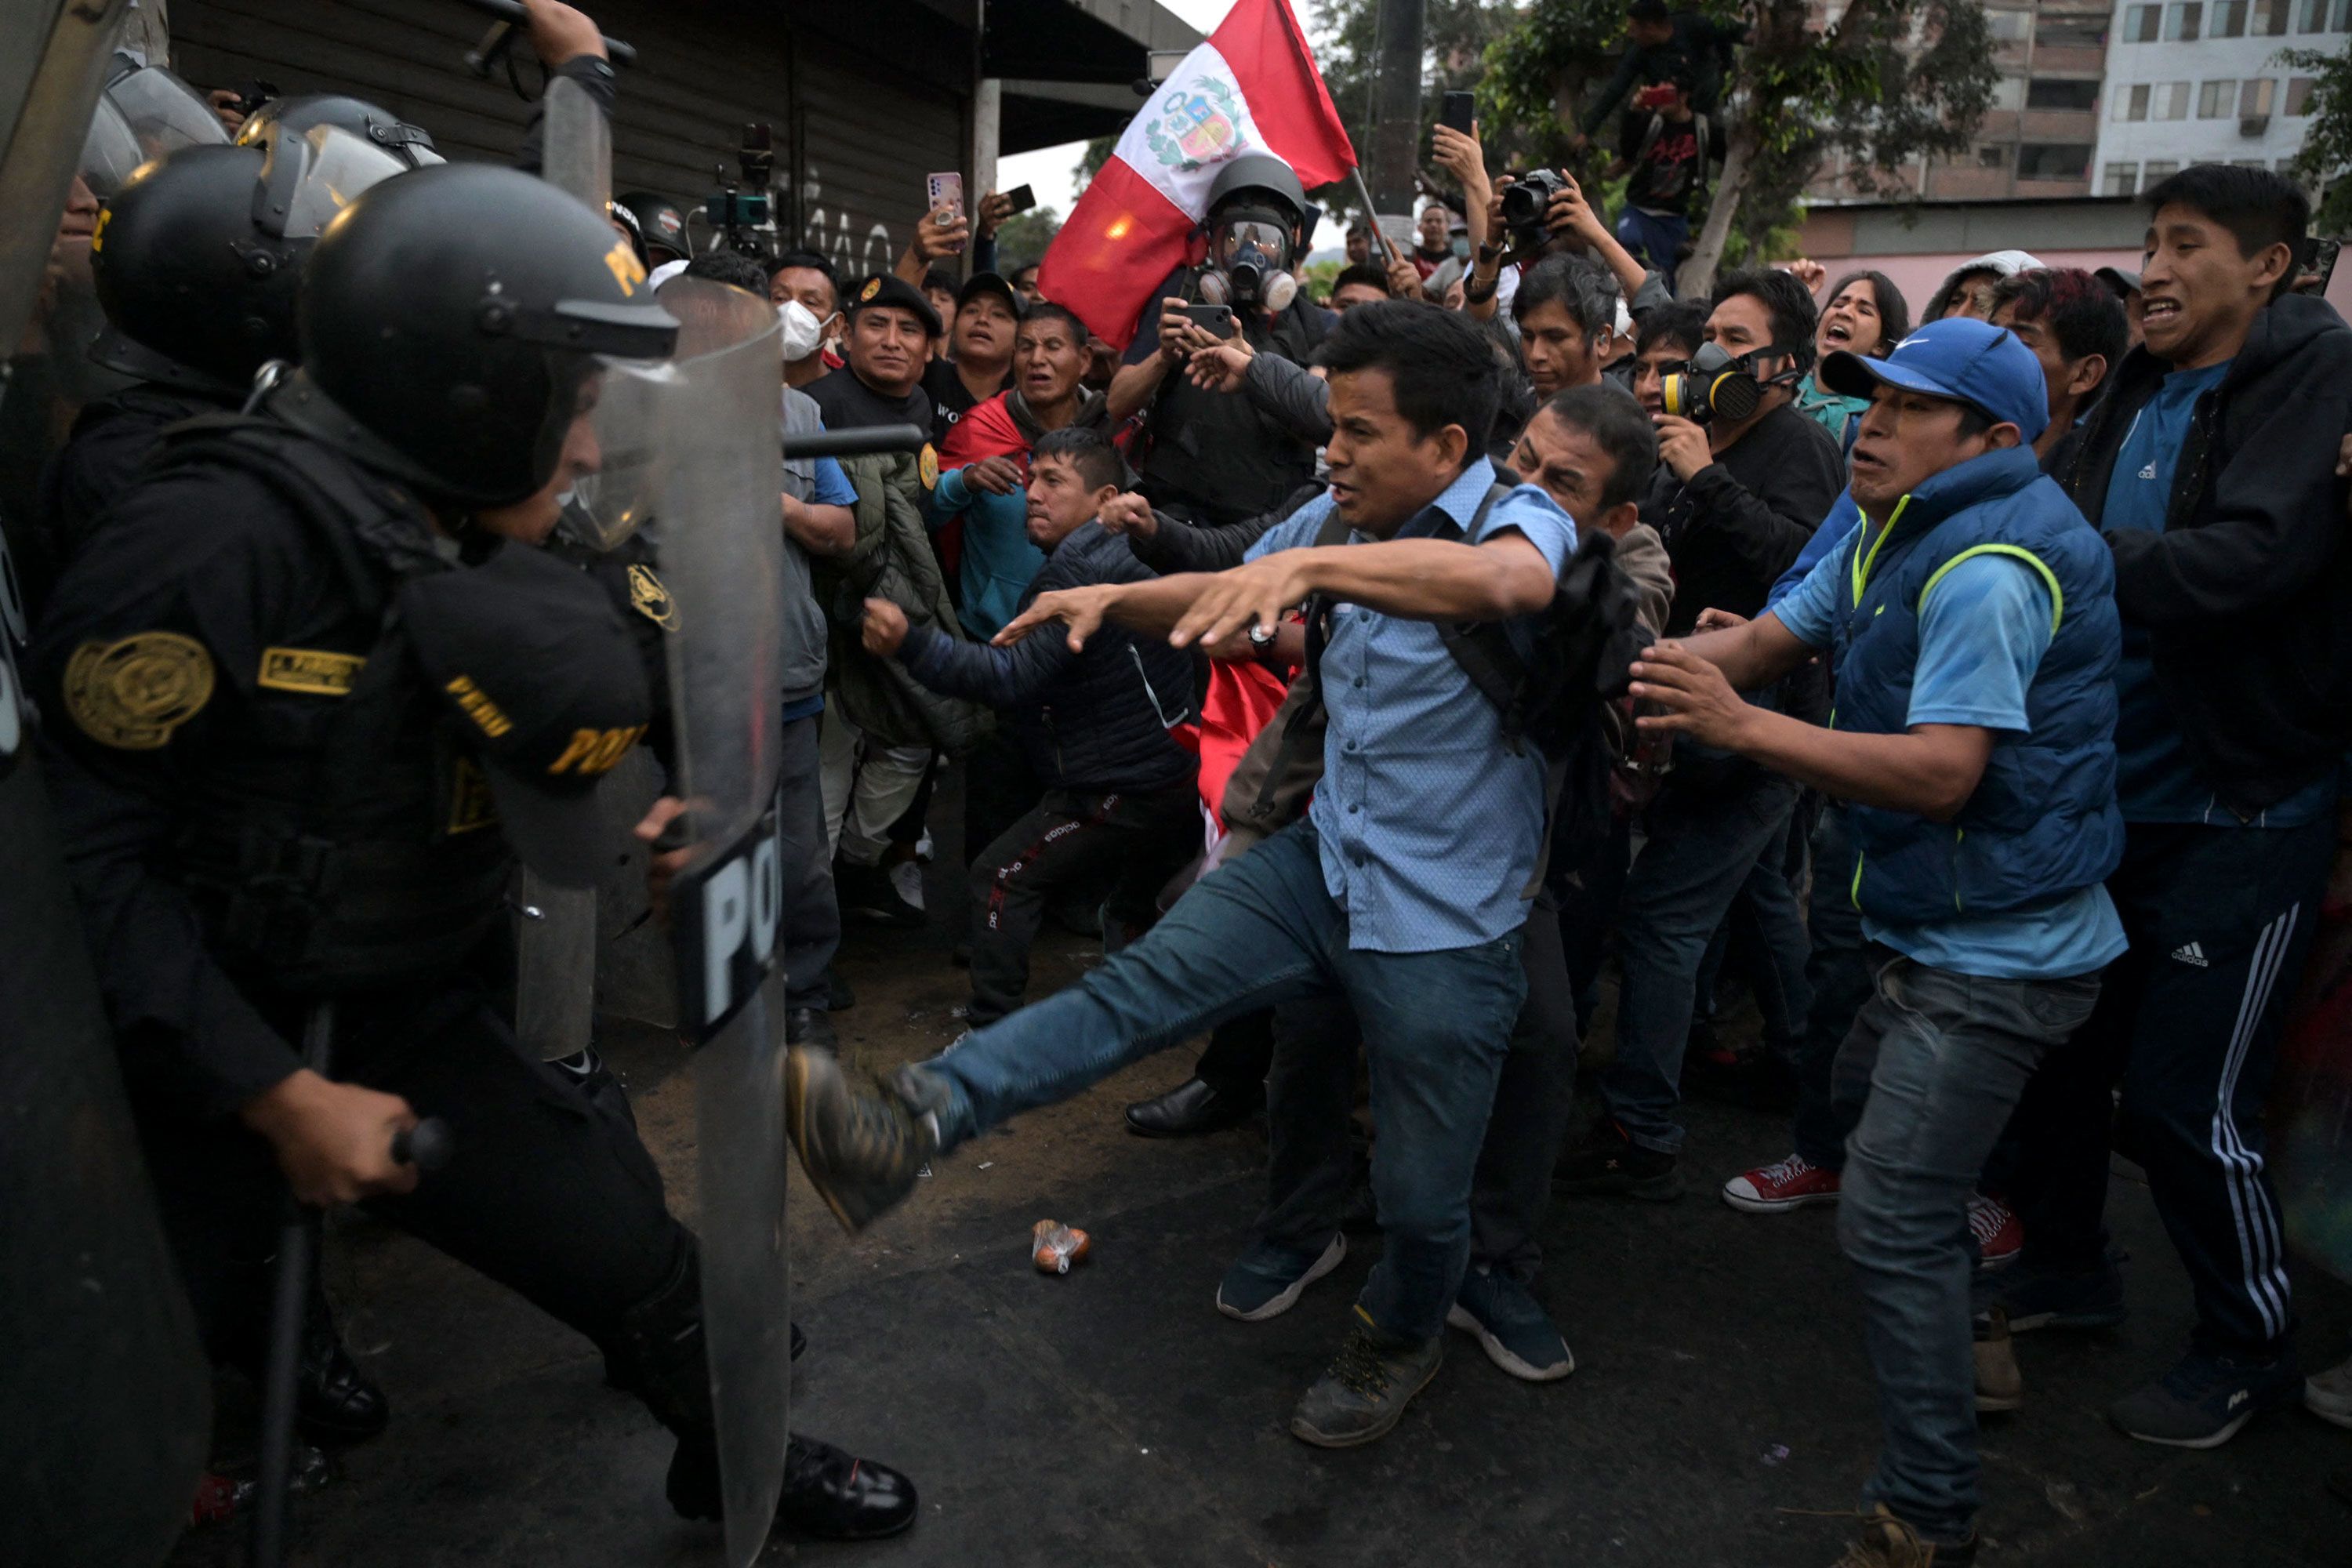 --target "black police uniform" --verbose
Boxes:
[39,383,239,570]
[31,413,702,1393]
